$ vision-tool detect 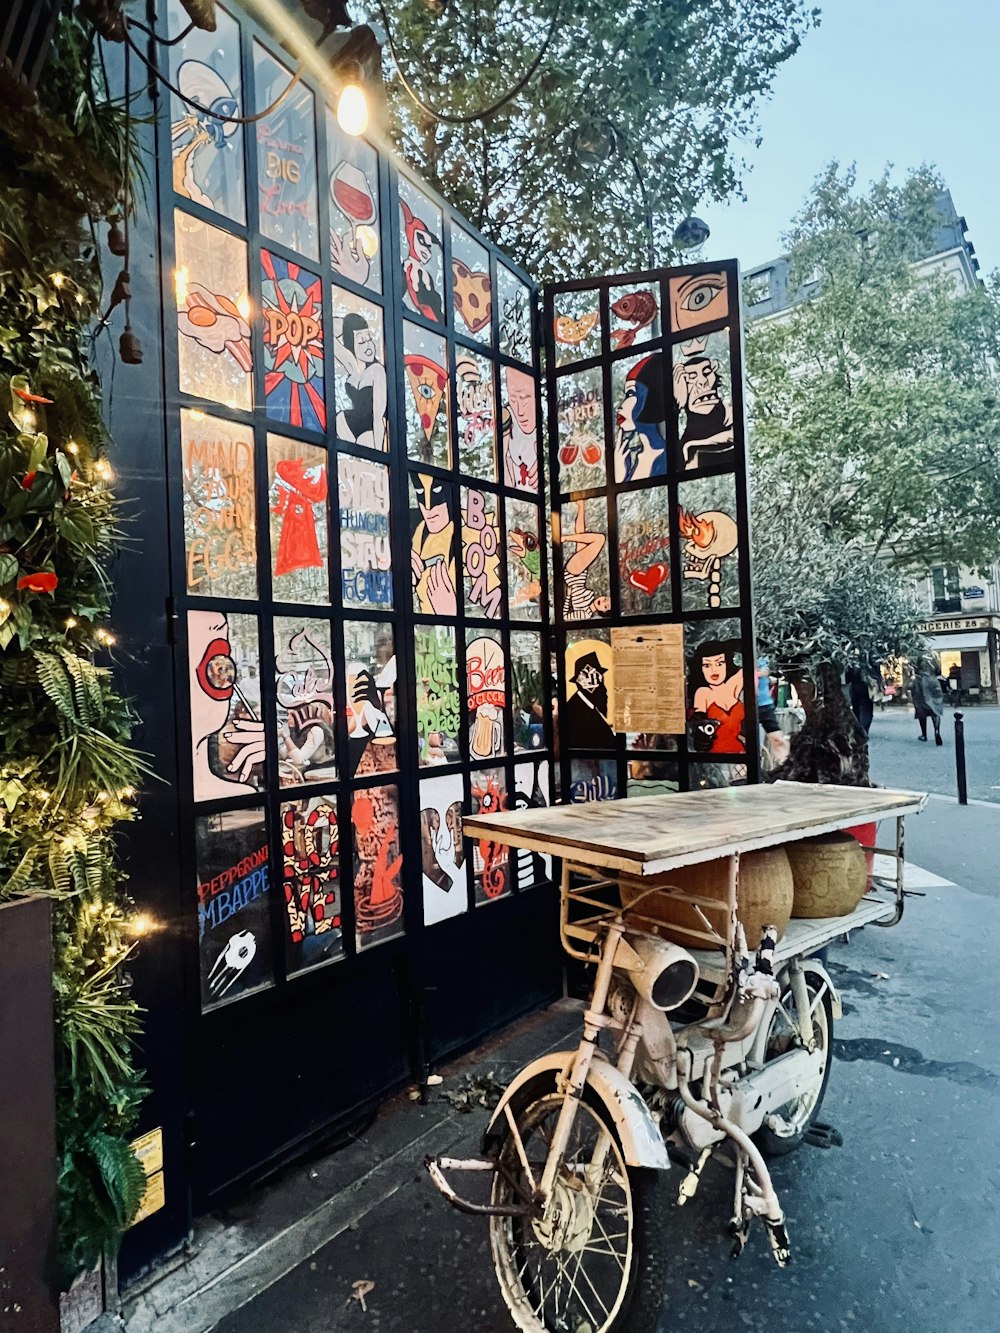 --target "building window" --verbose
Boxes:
[931,565,961,614]
[745,270,771,305]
